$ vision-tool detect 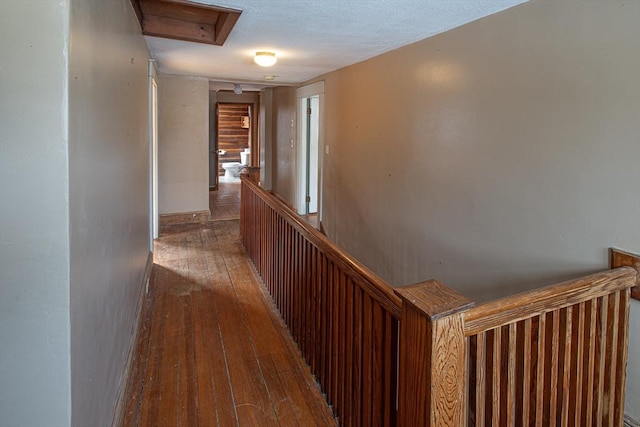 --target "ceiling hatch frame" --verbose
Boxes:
[130,0,242,46]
